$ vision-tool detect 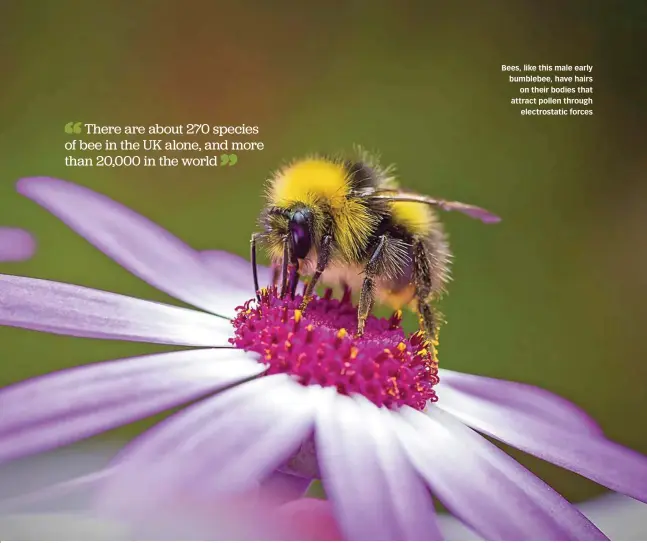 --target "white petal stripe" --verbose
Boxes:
[316,393,442,541]
[100,375,314,503]
[357,398,442,541]
[0,274,232,347]
[0,350,265,464]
